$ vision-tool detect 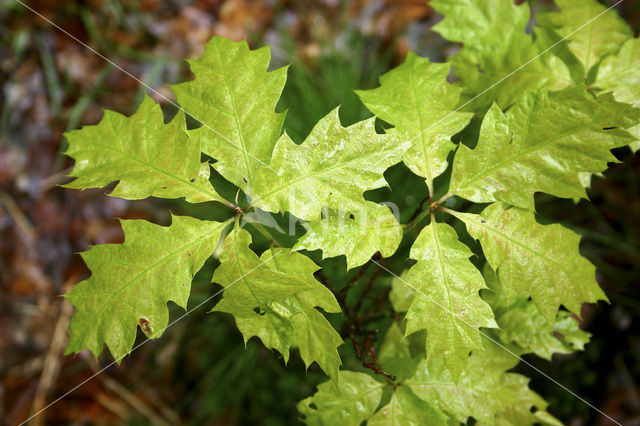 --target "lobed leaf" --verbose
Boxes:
[449,203,607,322]
[294,201,402,269]
[172,36,287,191]
[64,95,223,204]
[65,215,229,360]
[356,53,472,194]
[252,109,409,221]
[368,386,448,426]
[450,86,640,210]
[298,371,383,426]
[431,0,570,110]
[406,340,560,425]
[212,227,343,379]
[544,0,632,77]
[403,222,497,381]
[483,266,591,360]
